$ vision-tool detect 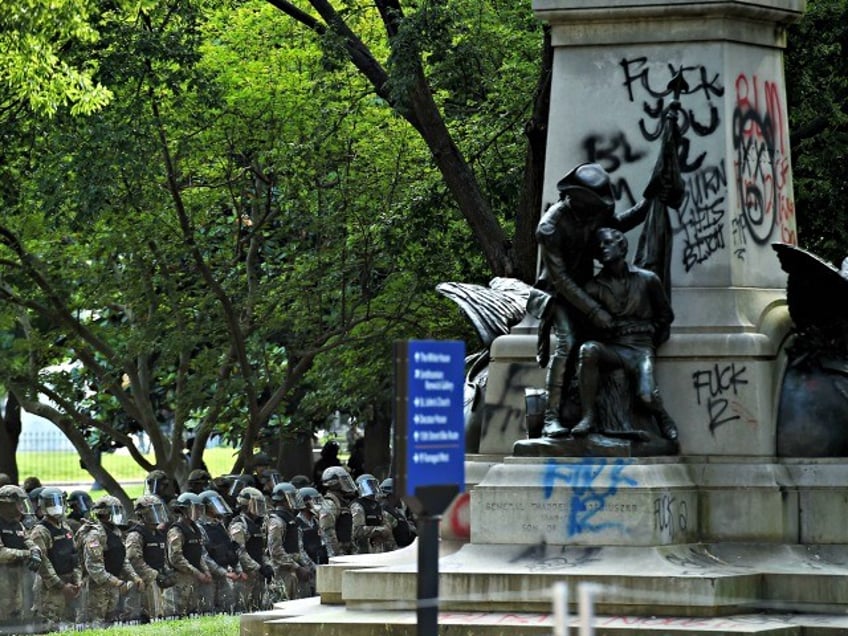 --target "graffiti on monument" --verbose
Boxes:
[653,493,688,541]
[731,73,797,262]
[691,362,758,434]
[542,458,637,538]
[583,57,728,272]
